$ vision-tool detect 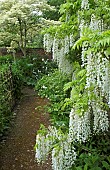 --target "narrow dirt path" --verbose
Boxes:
[0,87,52,170]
